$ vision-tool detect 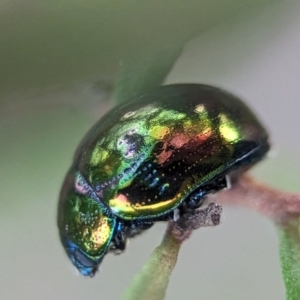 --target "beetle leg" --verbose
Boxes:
[110,222,127,253]
[183,176,228,211]
[126,220,154,237]
[183,189,207,210]
[111,220,155,252]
